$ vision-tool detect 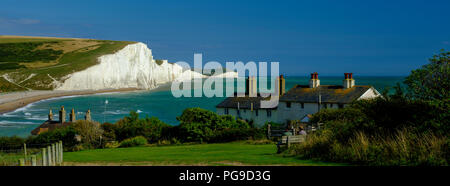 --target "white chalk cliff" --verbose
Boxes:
[56,43,208,90]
